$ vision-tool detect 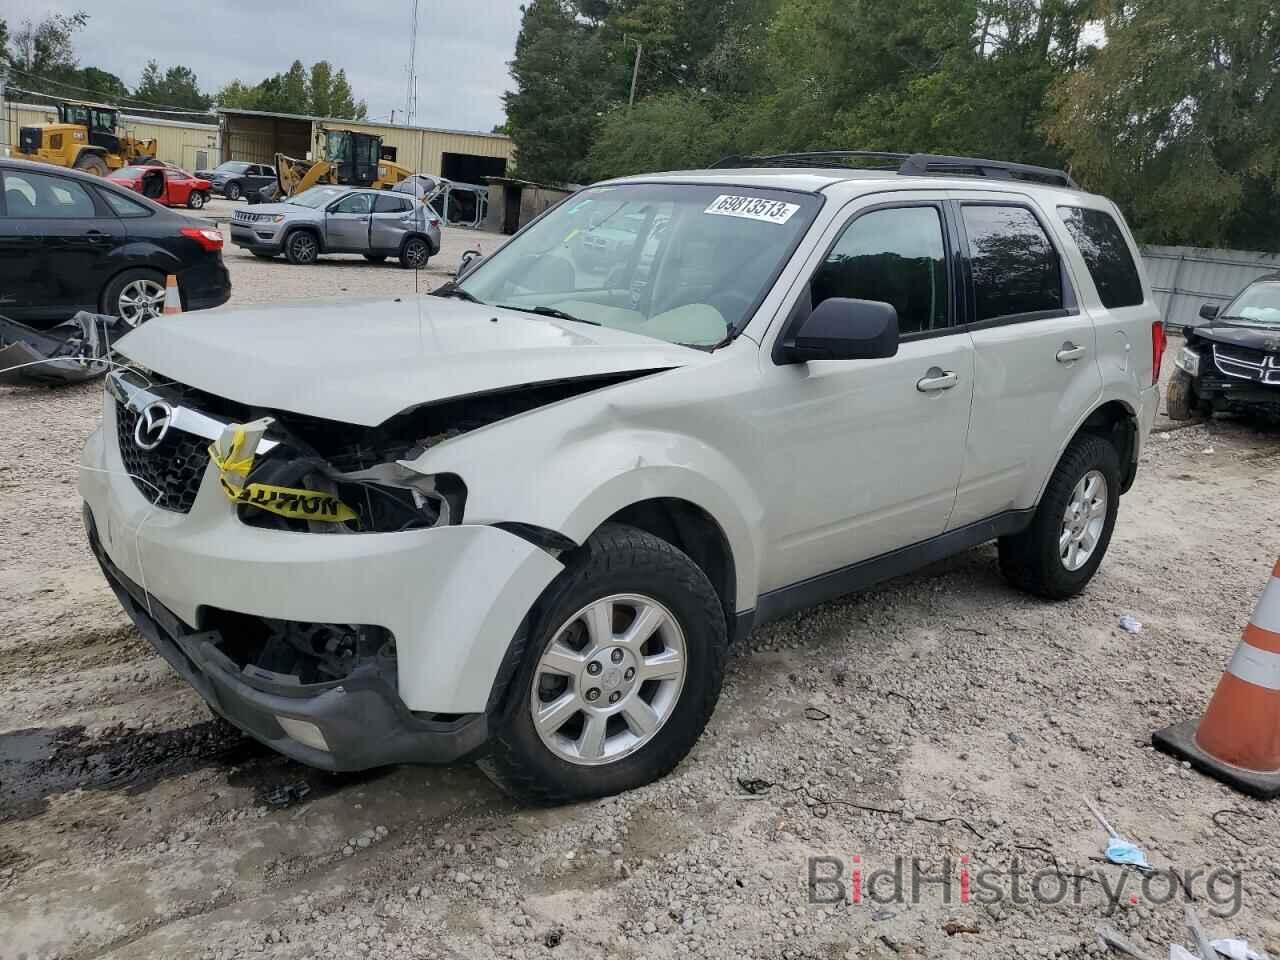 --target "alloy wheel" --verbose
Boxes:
[530,593,687,766]
[1059,469,1107,571]
[404,239,429,268]
[116,278,166,326]
[289,233,318,263]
